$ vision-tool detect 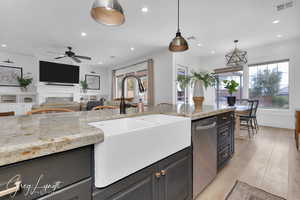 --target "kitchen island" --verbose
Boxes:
[0,104,235,200]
